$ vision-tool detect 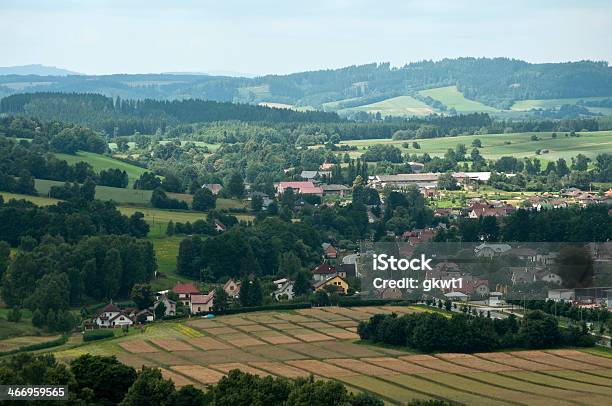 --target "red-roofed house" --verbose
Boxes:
[454,279,490,297]
[277,181,323,197]
[312,263,337,282]
[172,283,200,306]
[322,243,338,259]
[319,162,335,170]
